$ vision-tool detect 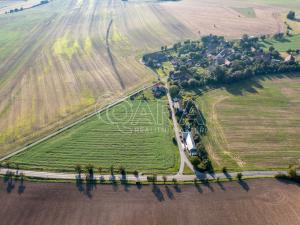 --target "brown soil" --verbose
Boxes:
[0,179,299,225]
